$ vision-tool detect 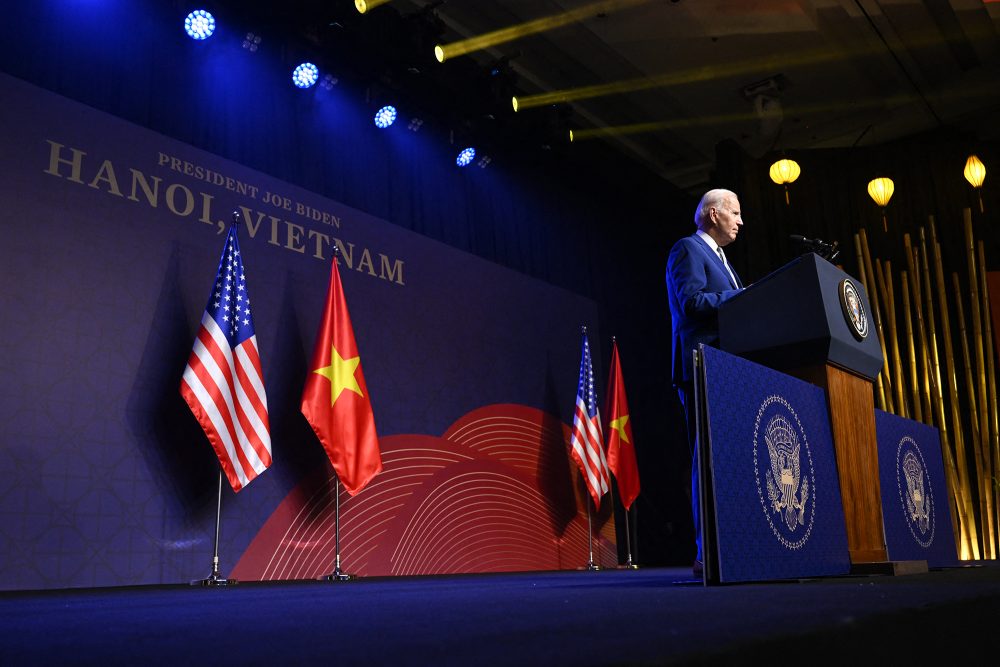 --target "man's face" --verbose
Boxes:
[711,196,743,246]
